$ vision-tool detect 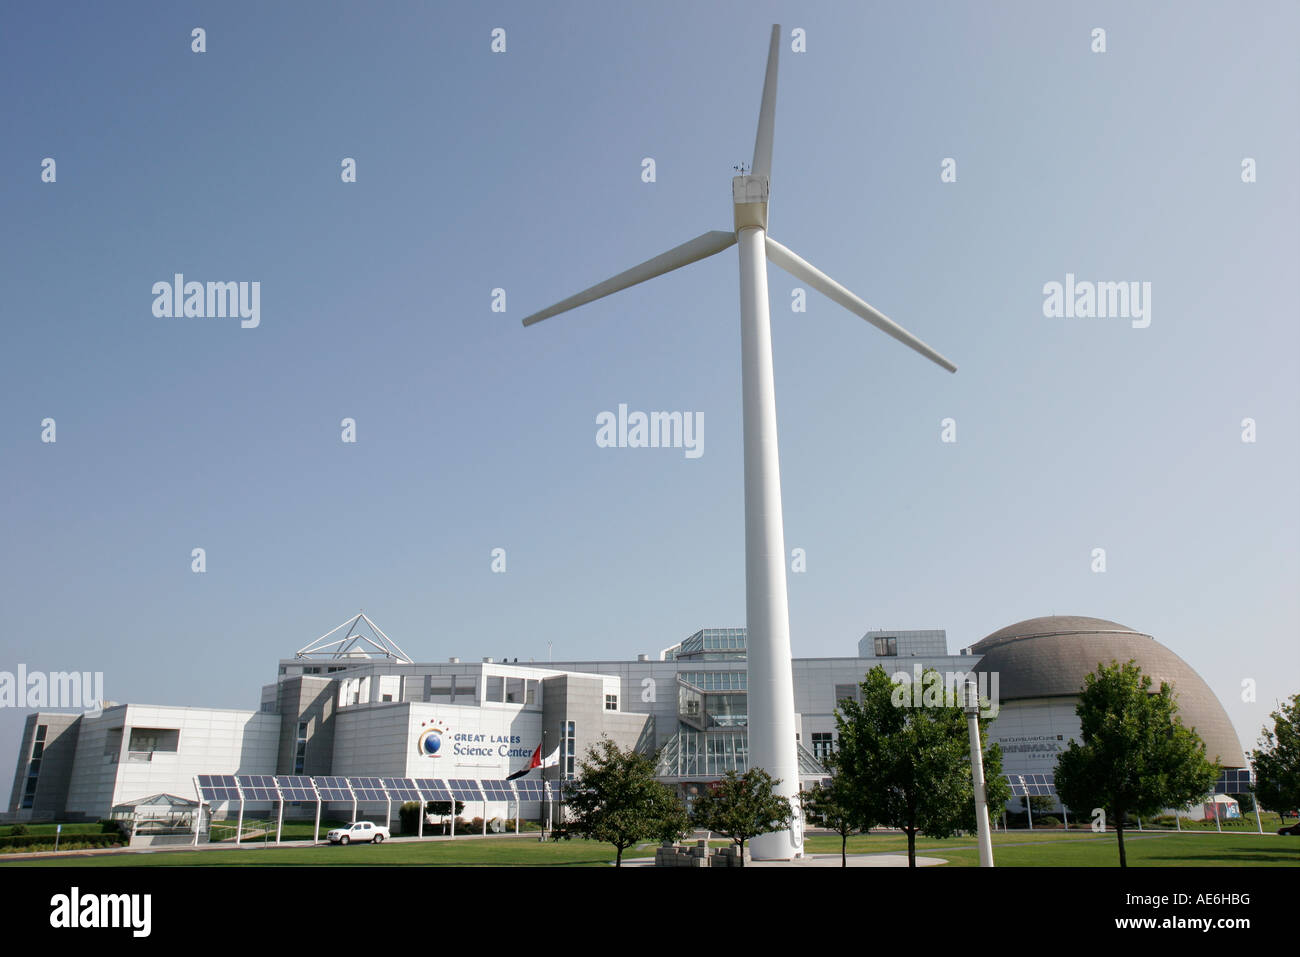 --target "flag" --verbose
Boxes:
[508,742,561,779]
